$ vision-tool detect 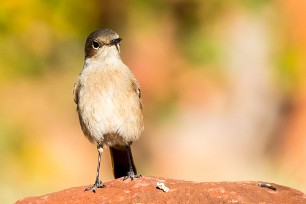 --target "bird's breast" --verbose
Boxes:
[77,67,143,146]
